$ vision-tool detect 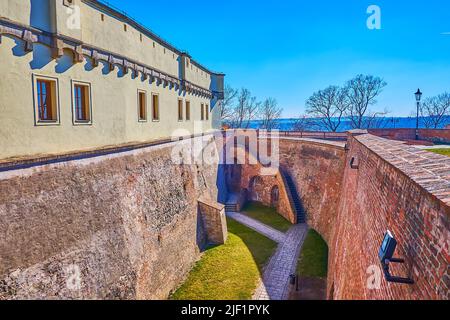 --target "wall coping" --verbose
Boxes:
[277,137,347,150]
[198,196,225,211]
[354,134,450,207]
[0,132,219,178]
